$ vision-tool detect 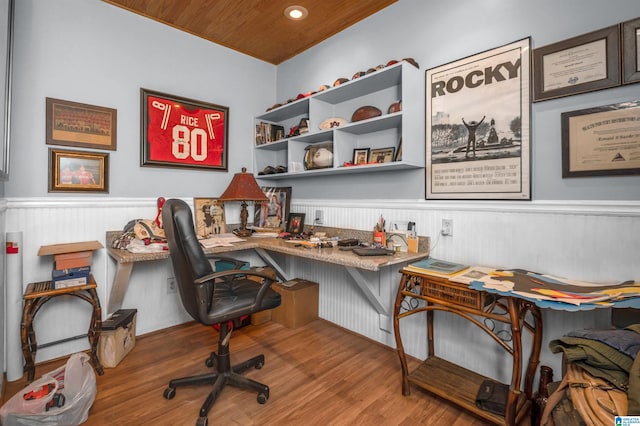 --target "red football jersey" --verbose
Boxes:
[146,96,226,166]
